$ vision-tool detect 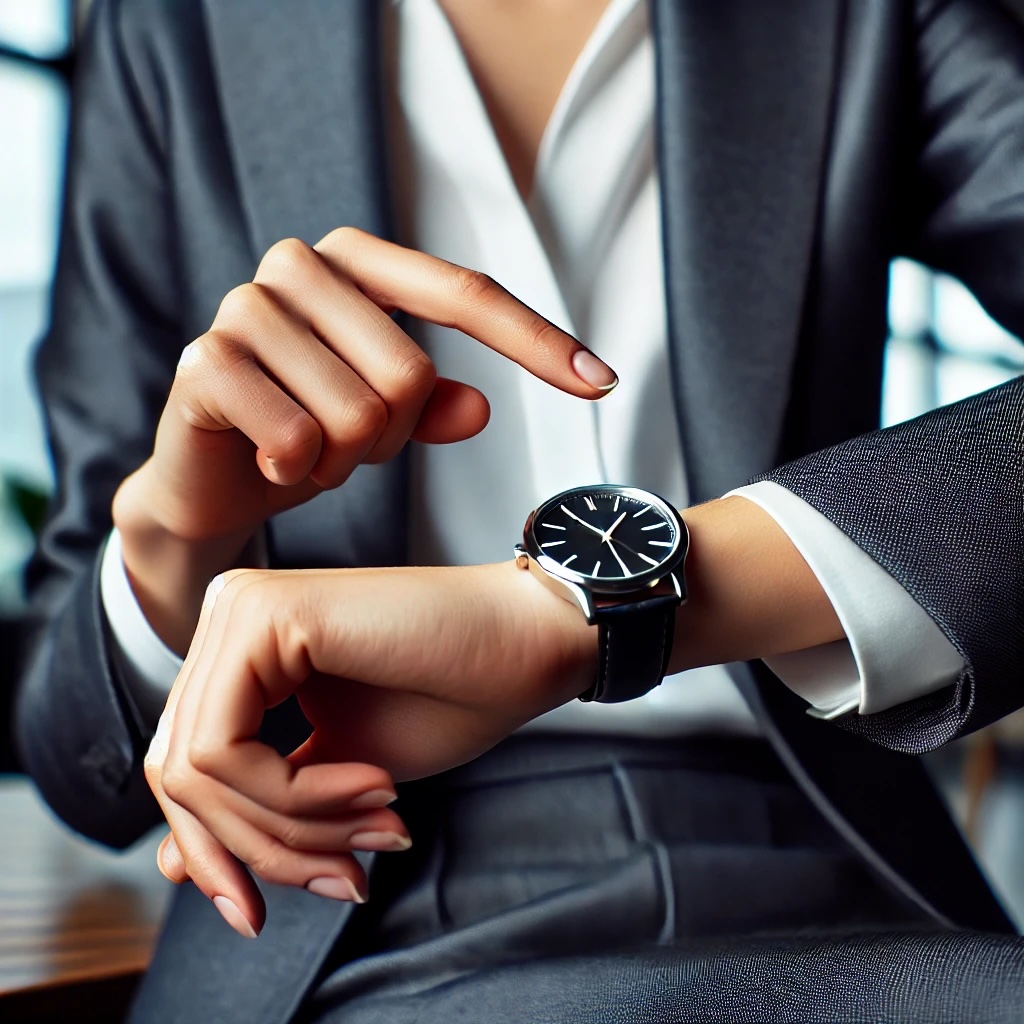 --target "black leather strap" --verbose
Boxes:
[580,594,680,703]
